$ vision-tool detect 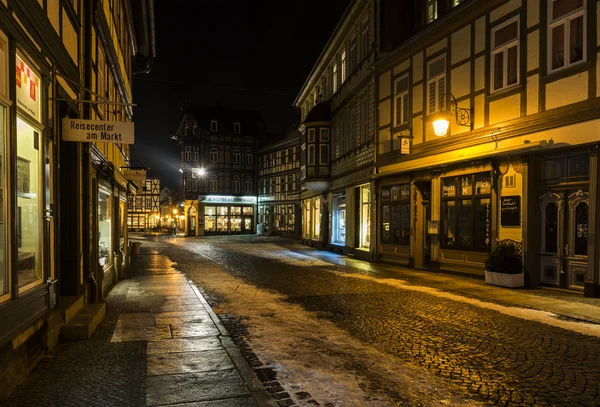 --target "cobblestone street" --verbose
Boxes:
[161,235,600,407]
